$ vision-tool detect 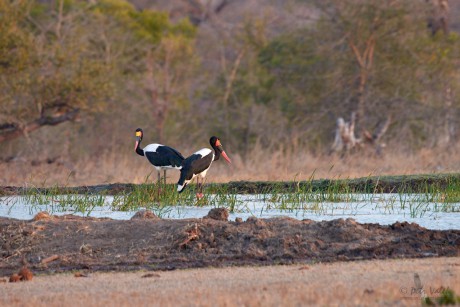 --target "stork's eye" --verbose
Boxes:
[136,131,142,137]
